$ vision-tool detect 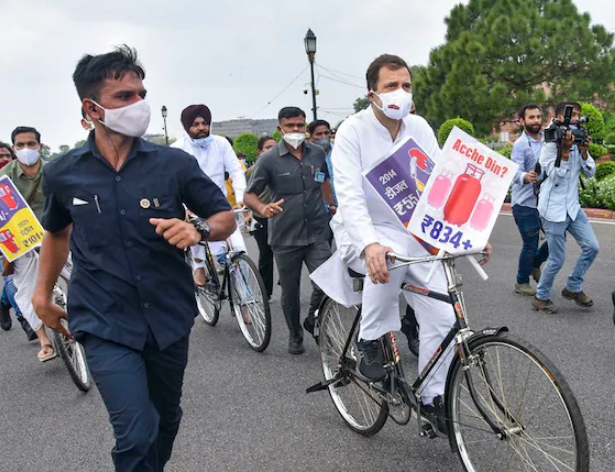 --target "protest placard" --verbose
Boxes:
[363,136,435,228]
[0,176,45,262]
[407,127,518,254]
